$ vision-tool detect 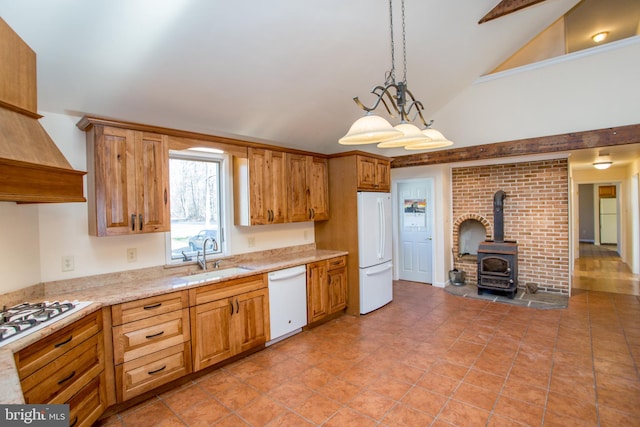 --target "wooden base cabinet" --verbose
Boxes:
[190,274,270,371]
[115,343,192,402]
[327,256,348,313]
[111,291,191,402]
[68,373,108,427]
[14,310,106,427]
[307,256,347,324]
